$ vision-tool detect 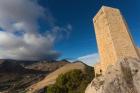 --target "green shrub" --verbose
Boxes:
[46,66,94,93]
[47,85,62,93]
